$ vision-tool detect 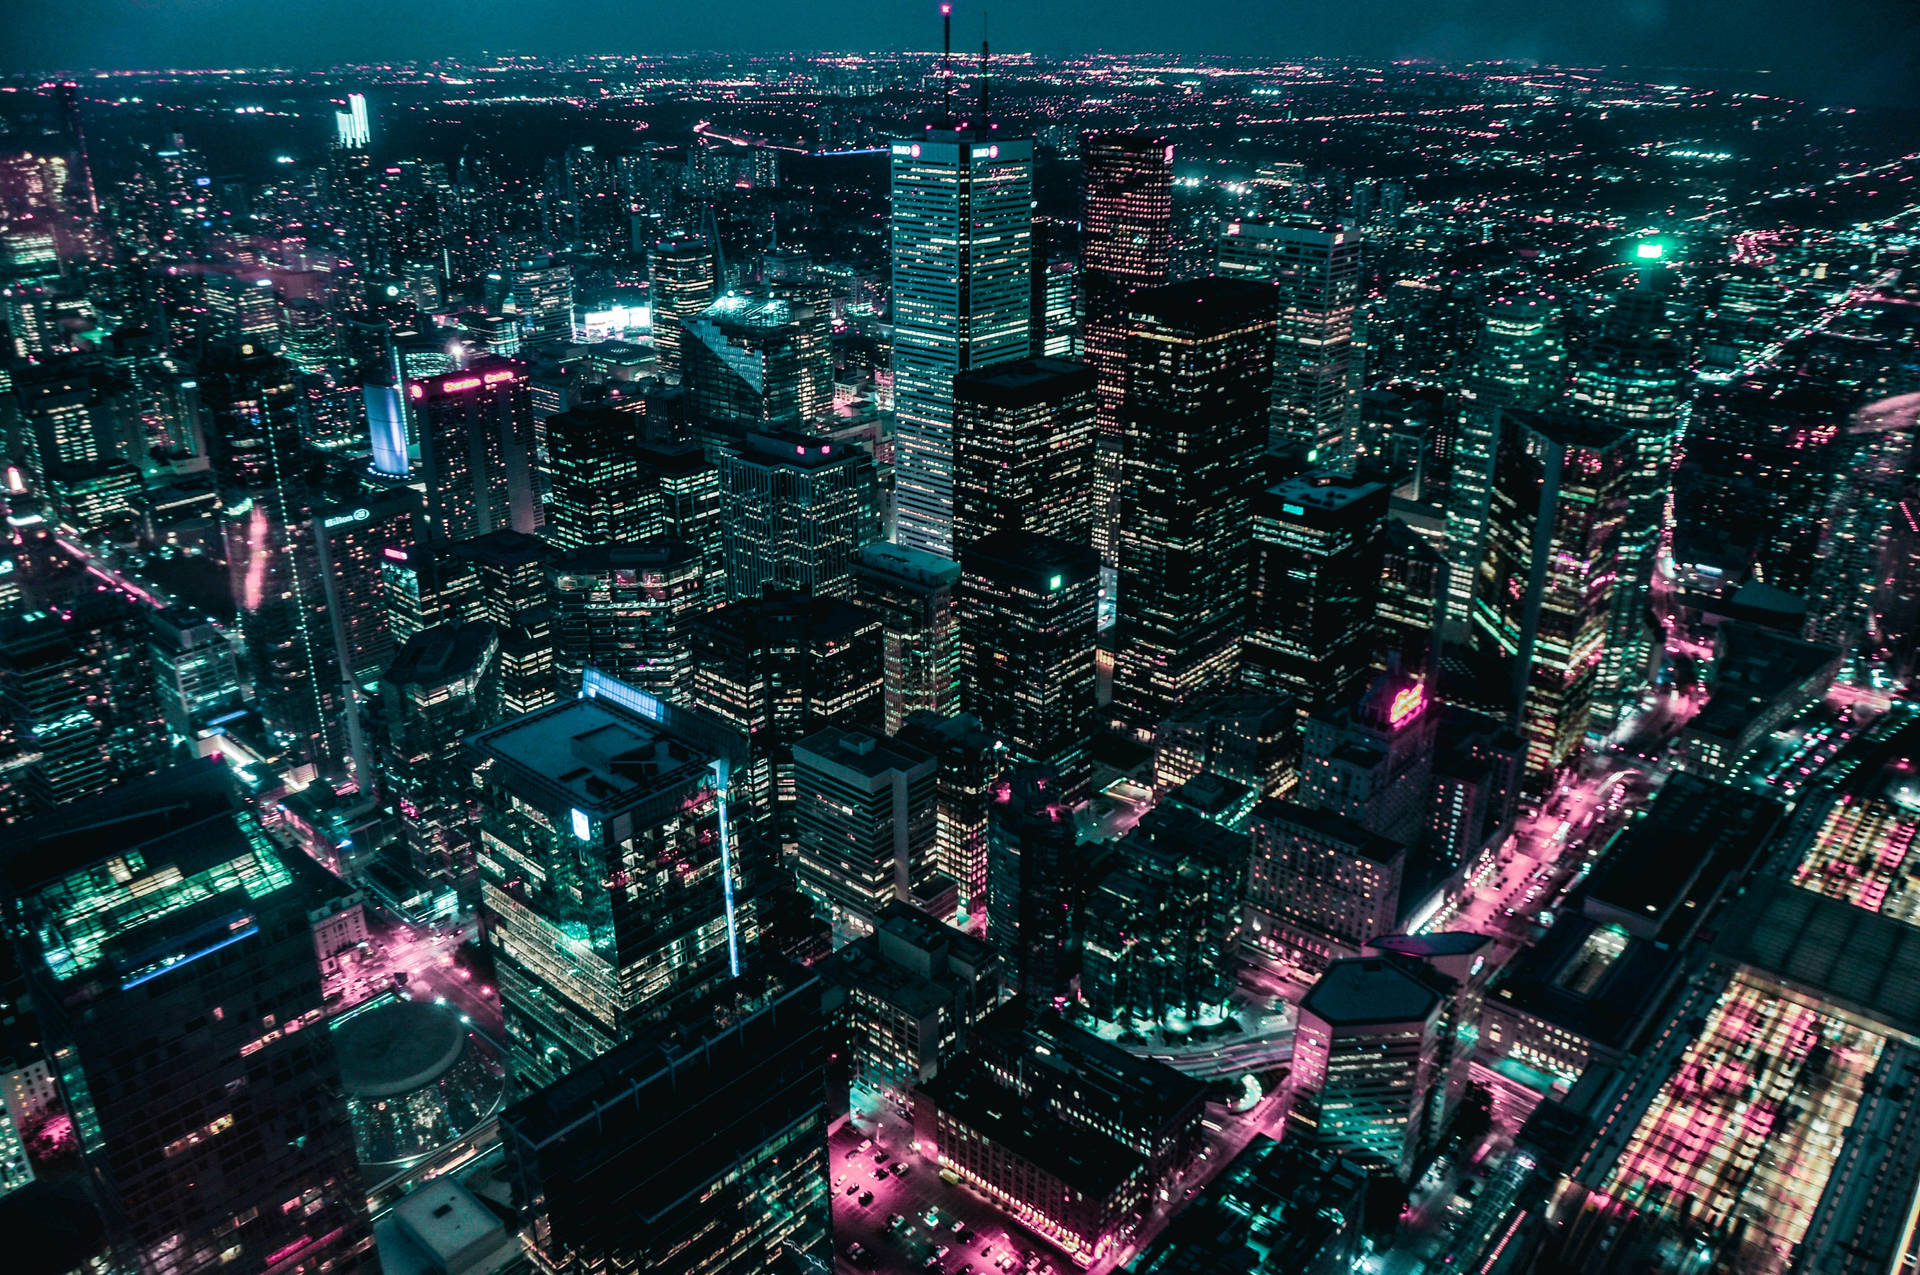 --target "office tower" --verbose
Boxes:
[1112,279,1276,741]
[718,432,878,601]
[890,126,1034,556]
[1571,285,1686,734]
[380,620,498,885]
[1290,956,1448,1180]
[47,81,97,217]
[1151,691,1298,800]
[1700,260,1785,374]
[793,725,943,927]
[1299,670,1438,847]
[853,543,963,734]
[1242,470,1390,712]
[550,540,705,706]
[825,901,1002,1101]
[469,672,753,1089]
[200,342,340,770]
[502,964,831,1275]
[952,356,1097,554]
[314,487,419,687]
[451,530,559,716]
[410,357,539,542]
[650,233,717,381]
[1218,216,1363,466]
[381,541,482,648]
[14,360,124,492]
[334,91,371,149]
[1473,410,1632,782]
[985,765,1076,1003]
[959,529,1100,804]
[913,1002,1207,1266]
[546,407,723,591]
[1378,520,1448,679]
[149,605,243,739]
[681,294,828,436]
[506,255,573,348]
[1081,132,1173,563]
[690,591,884,844]
[1131,1137,1368,1275]
[1443,294,1565,630]
[1080,804,1248,1027]
[1245,799,1405,973]
[1034,257,1078,358]
[897,711,1006,915]
[204,272,280,350]
[2,768,374,1274]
